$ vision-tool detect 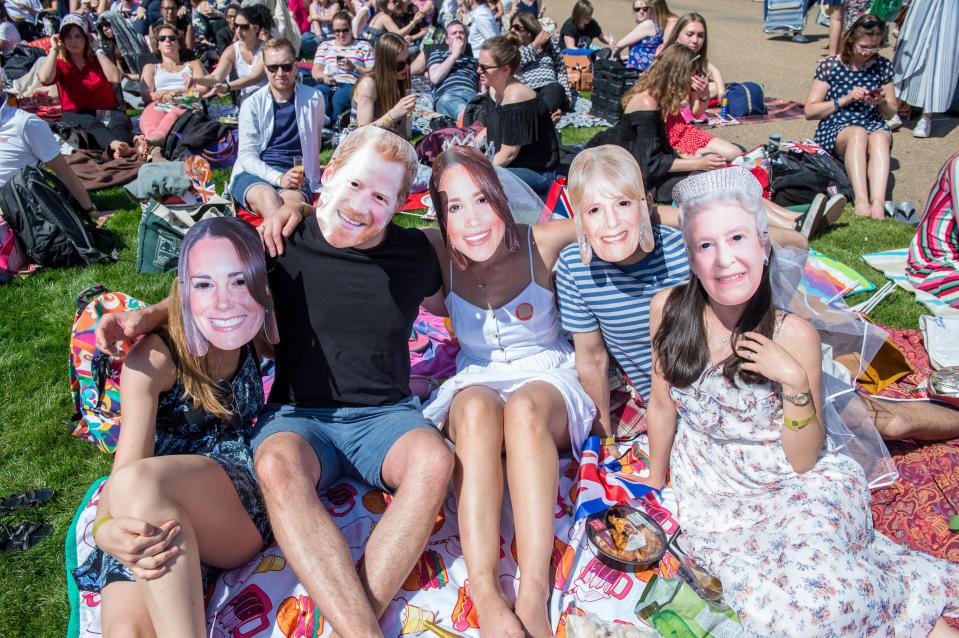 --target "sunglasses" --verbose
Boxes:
[395,58,409,70]
[477,63,502,73]
[157,34,178,42]
[510,23,527,32]
[266,62,294,72]
[858,19,884,30]
[235,22,252,30]
[633,5,649,11]
[332,27,350,33]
